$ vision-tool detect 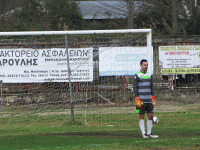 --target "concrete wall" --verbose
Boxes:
[155,88,200,103]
